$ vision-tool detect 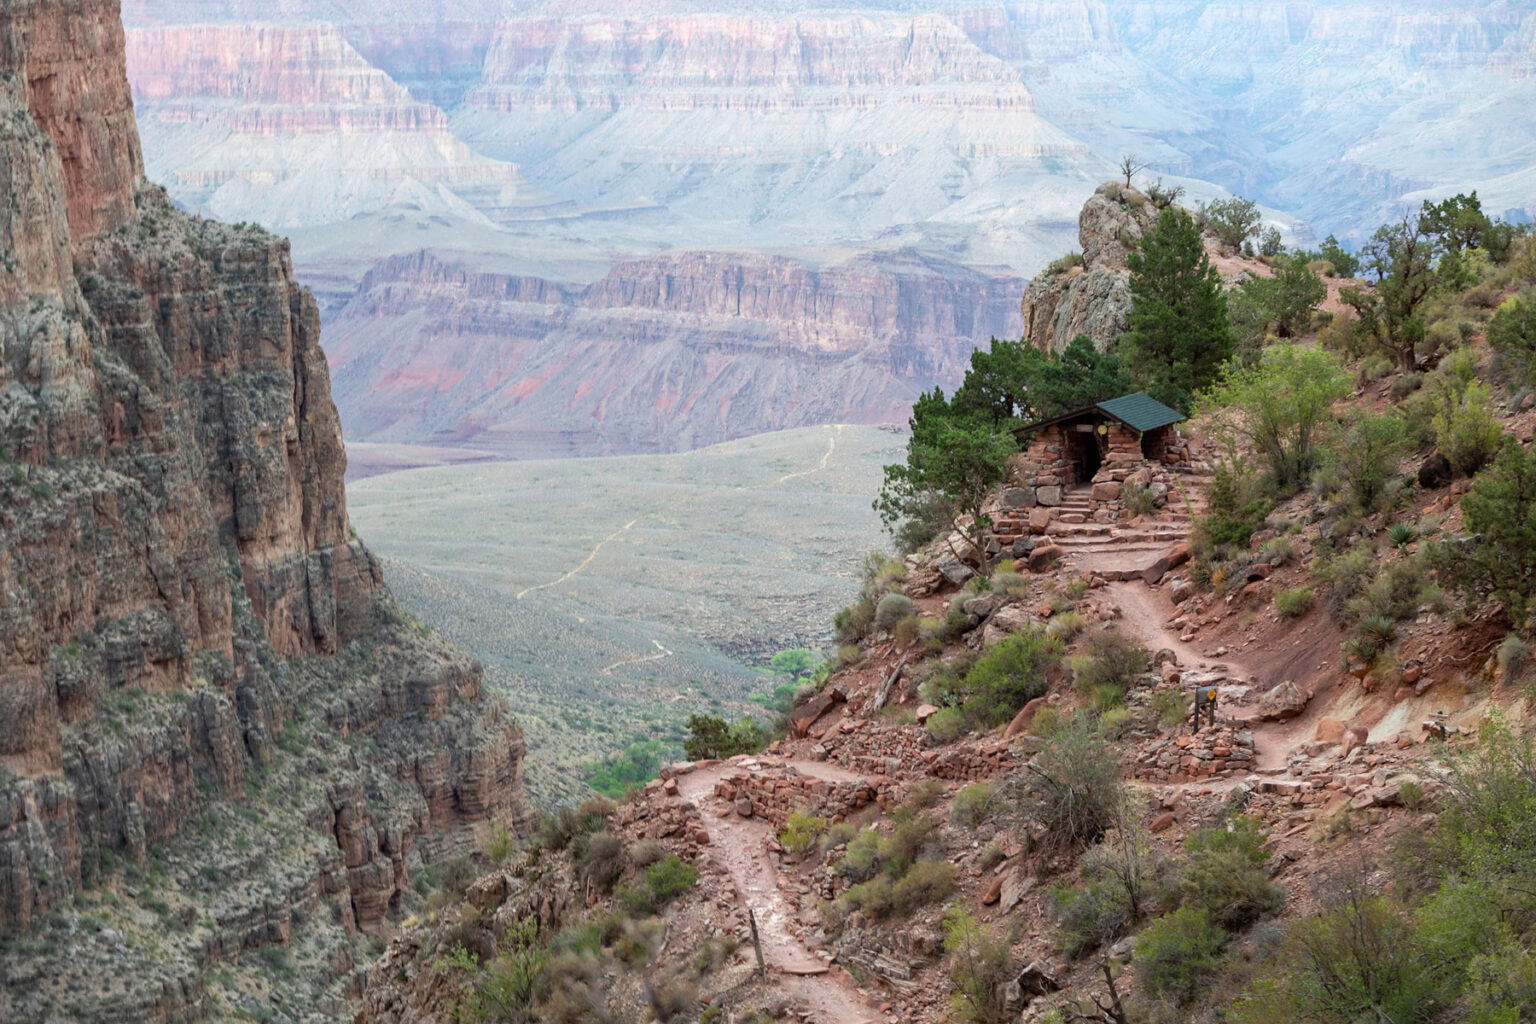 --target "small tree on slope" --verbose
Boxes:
[1121,206,1236,412]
